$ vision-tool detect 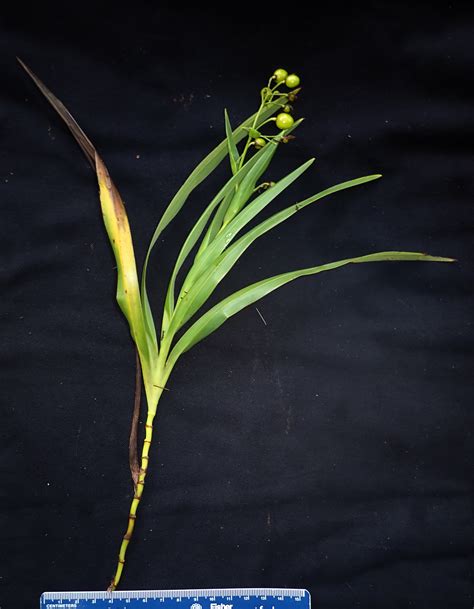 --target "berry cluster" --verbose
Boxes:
[272,68,300,131]
[247,68,302,152]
